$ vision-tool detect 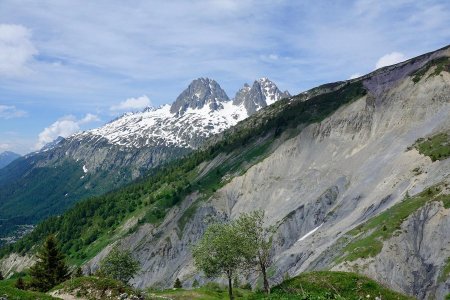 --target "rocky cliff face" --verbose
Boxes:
[170,78,229,115]
[233,78,291,115]
[82,46,450,299]
[333,199,450,300]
